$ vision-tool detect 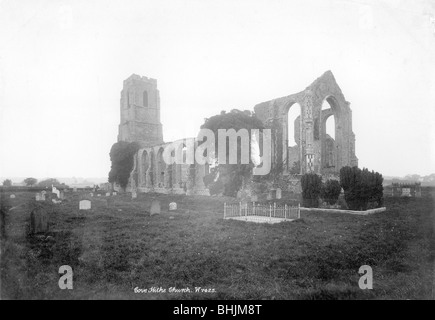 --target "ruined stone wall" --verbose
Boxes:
[123,71,357,198]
